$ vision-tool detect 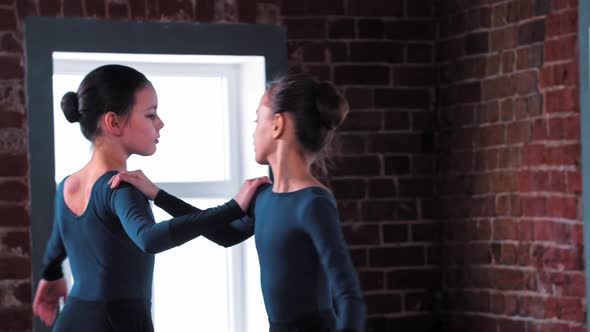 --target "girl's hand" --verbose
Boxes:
[33,278,67,326]
[233,177,271,212]
[109,170,159,200]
